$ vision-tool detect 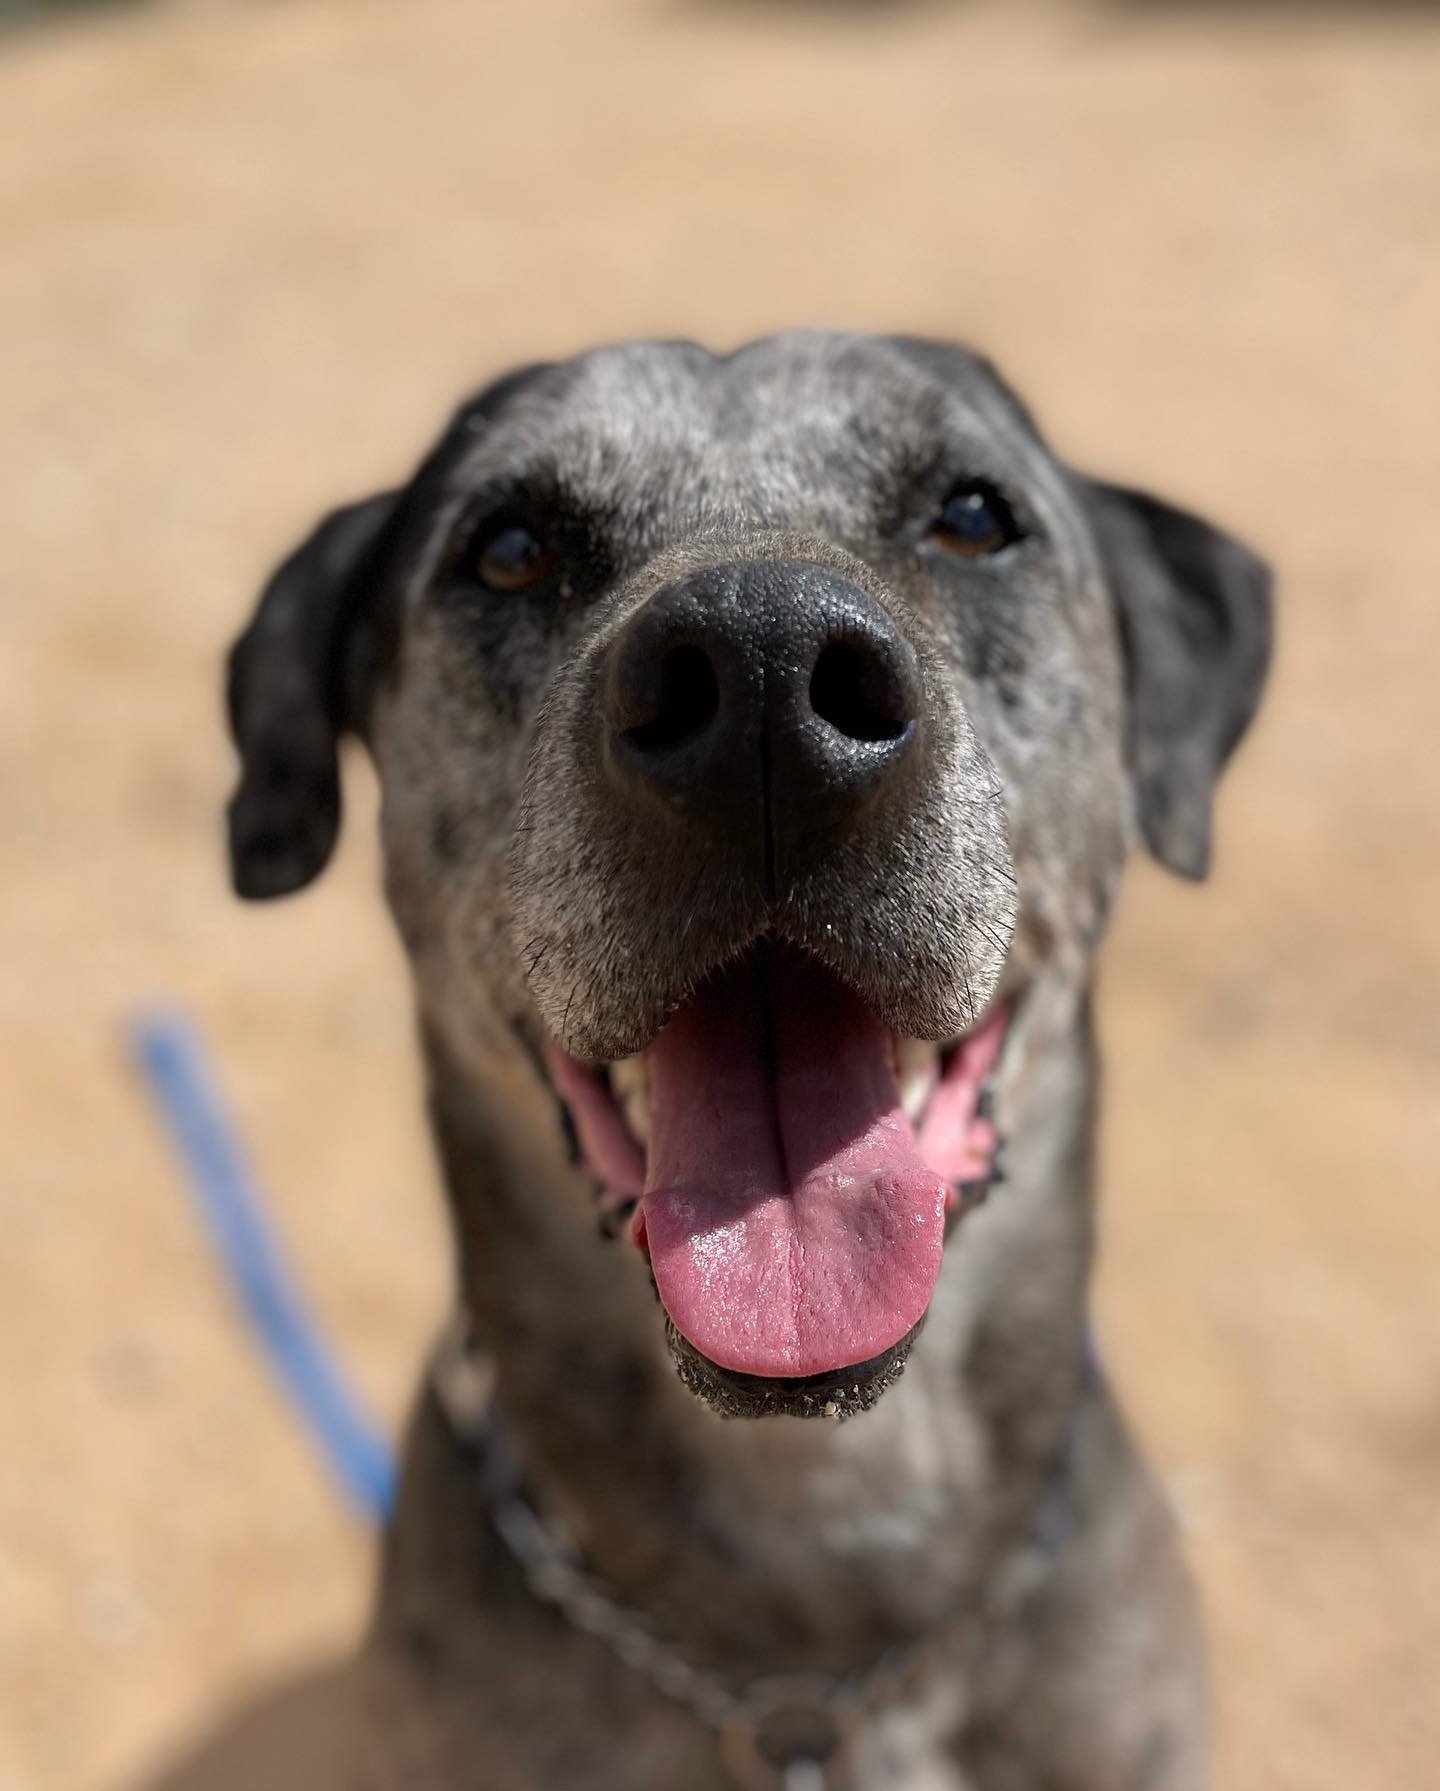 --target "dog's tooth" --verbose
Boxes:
[895,1038,940,1121]
[609,1055,651,1146]
[609,1056,643,1098]
[622,1085,651,1146]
